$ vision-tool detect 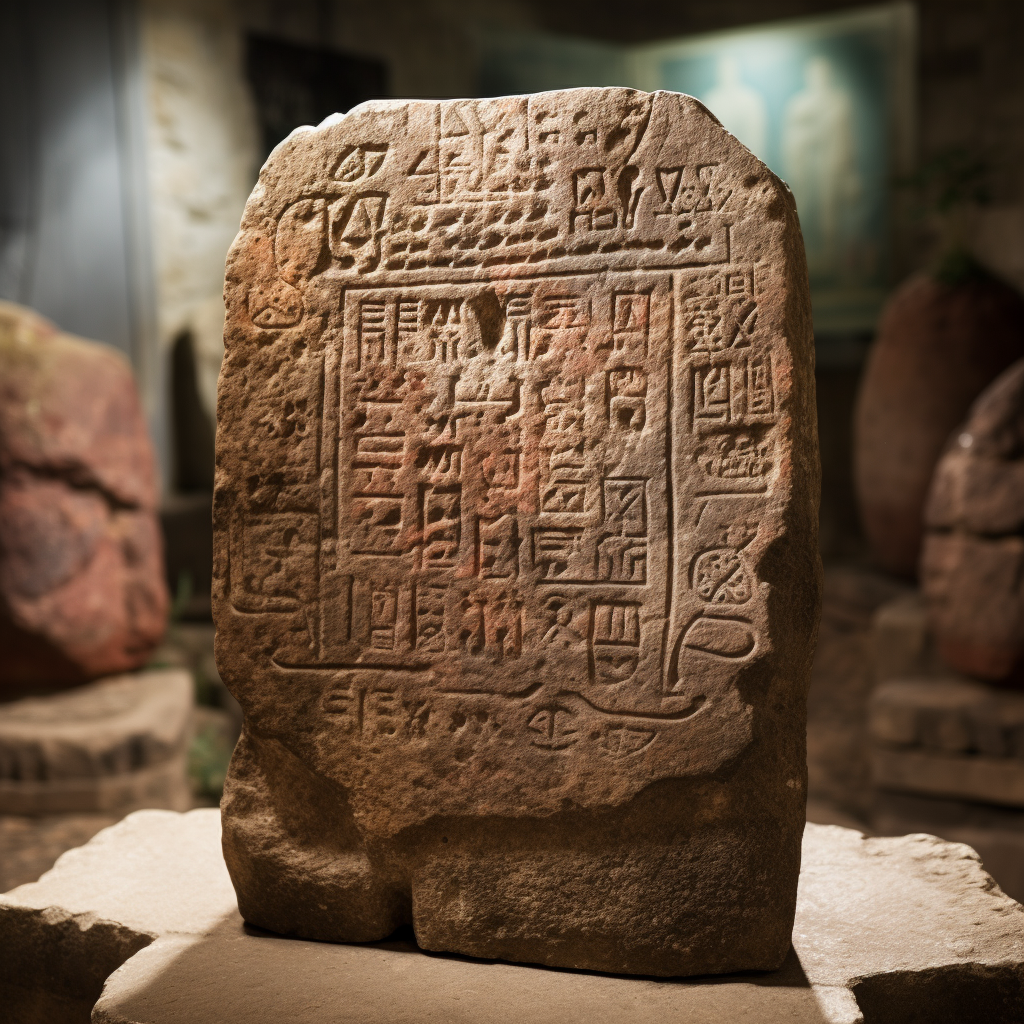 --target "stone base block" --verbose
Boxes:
[0,670,193,815]
[3,811,1024,1023]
